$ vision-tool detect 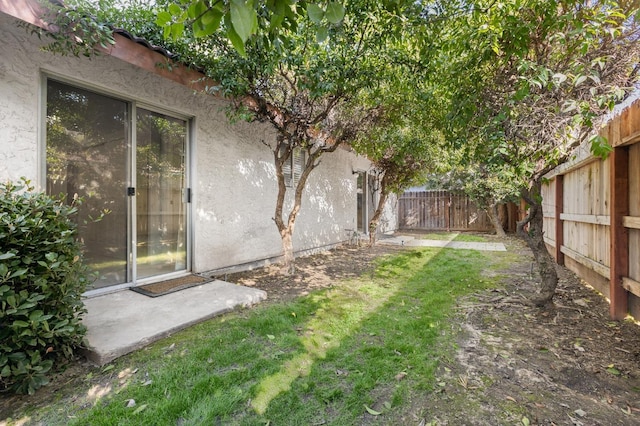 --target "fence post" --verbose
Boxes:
[446,193,451,232]
[554,175,564,265]
[610,146,629,320]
